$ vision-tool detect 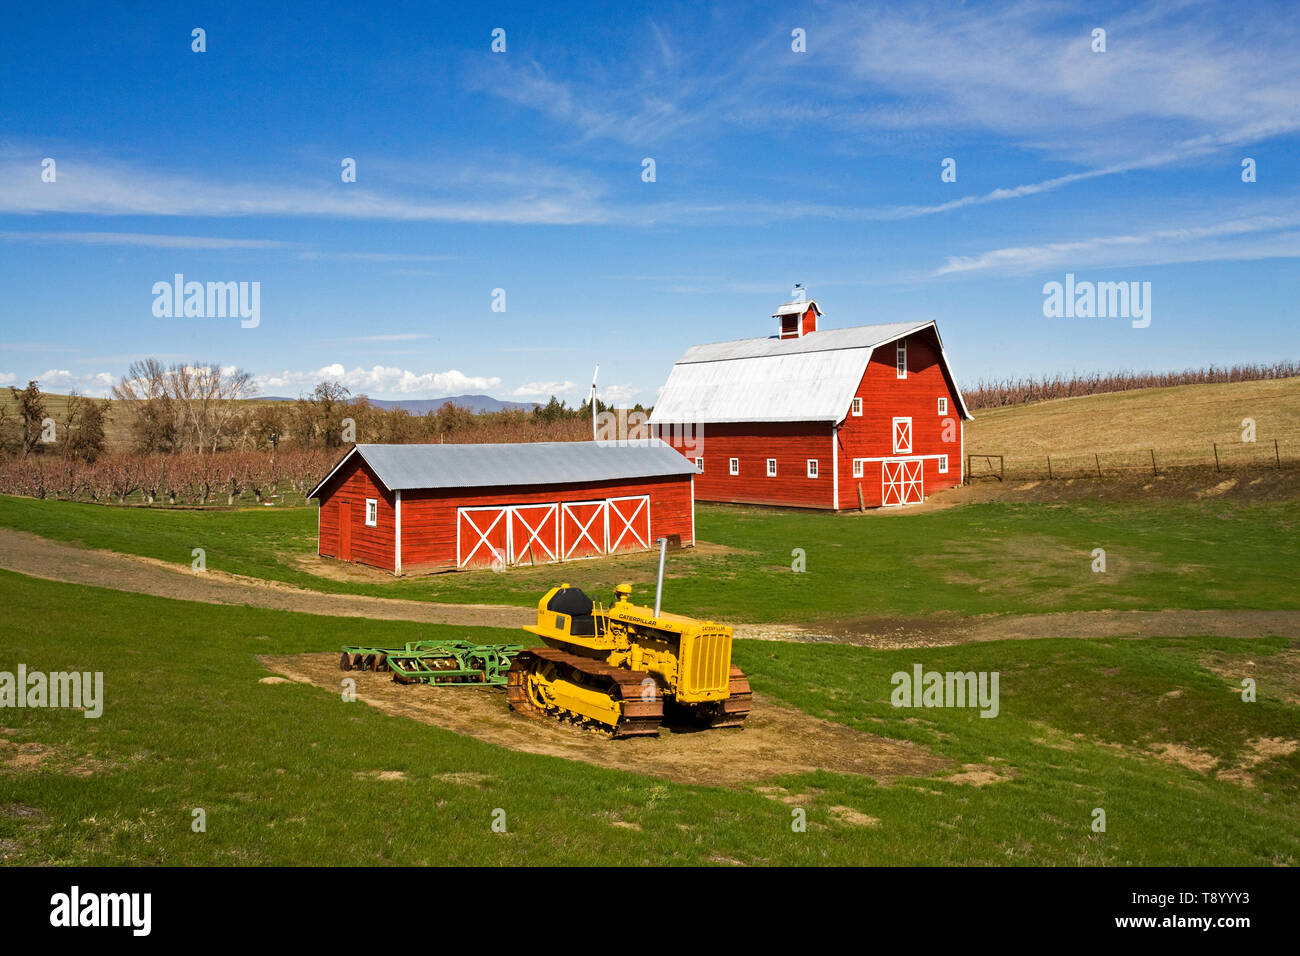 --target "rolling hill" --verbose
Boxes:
[966,376,1300,474]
